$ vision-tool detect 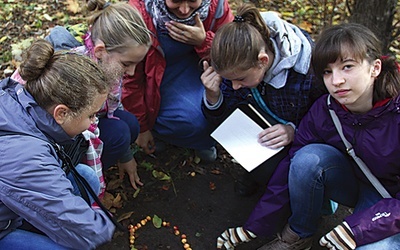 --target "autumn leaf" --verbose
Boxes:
[209,182,216,191]
[140,160,154,171]
[152,170,171,181]
[117,211,134,222]
[101,192,115,210]
[0,36,8,44]
[112,193,123,208]
[298,21,313,33]
[66,0,80,14]
[133,188,141,198]
[106,178,123,190]
[152,214,162,228]
[193,155,201,164]
[211,169,222,175]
